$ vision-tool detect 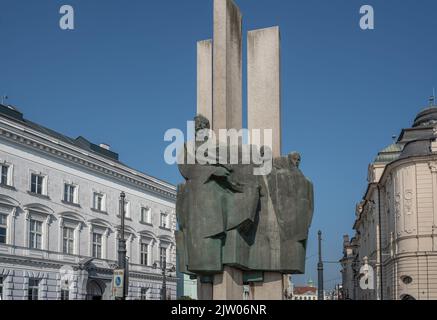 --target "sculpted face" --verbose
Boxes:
[289,152,301,168]
[194,114,210,133]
